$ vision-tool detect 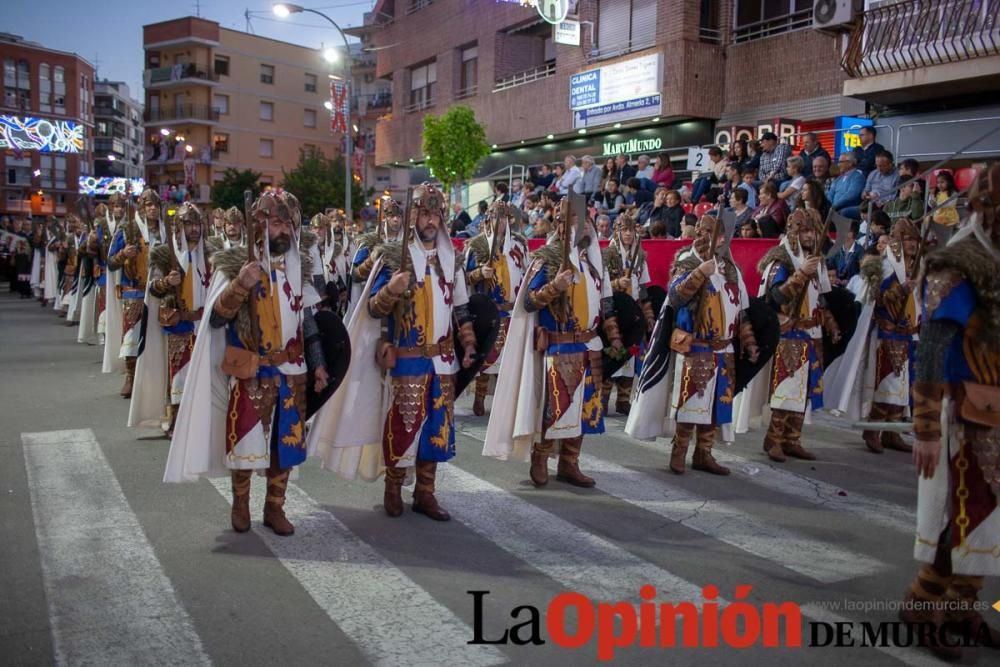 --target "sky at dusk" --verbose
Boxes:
[4,0,374,101]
